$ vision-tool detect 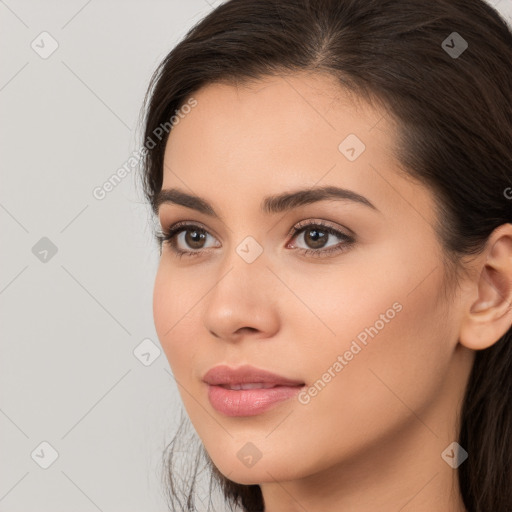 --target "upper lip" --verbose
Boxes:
[203,364,305,387]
